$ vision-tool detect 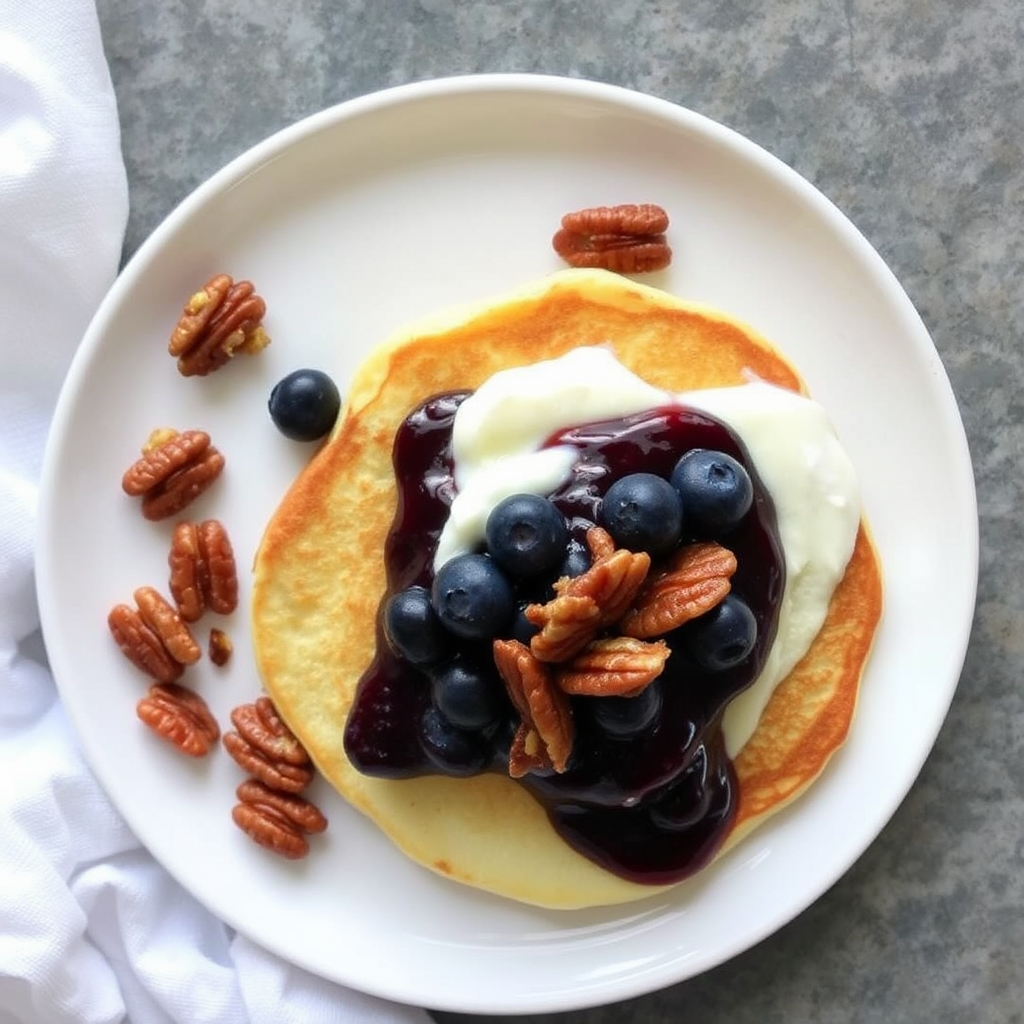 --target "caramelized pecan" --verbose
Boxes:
[560,547,652,626]
[558,636,671,696]
[168,519,238,620]
[122,429,224,521]
[140,448,224,521]
[523,595,602,663]
[561,204,670,236]
[553,204,672,274]
[620,542,737,638]
[232,779,327,860]
[107,603,184,684]
[133,586,201,666]
[136,682,219,756]
[121,430,211,496]
[170,274,271,377]
[493,639,574,777]
[526,528,650,662]
[223,733,313,793]
[231,697,311,767]
[223,697,314,794]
